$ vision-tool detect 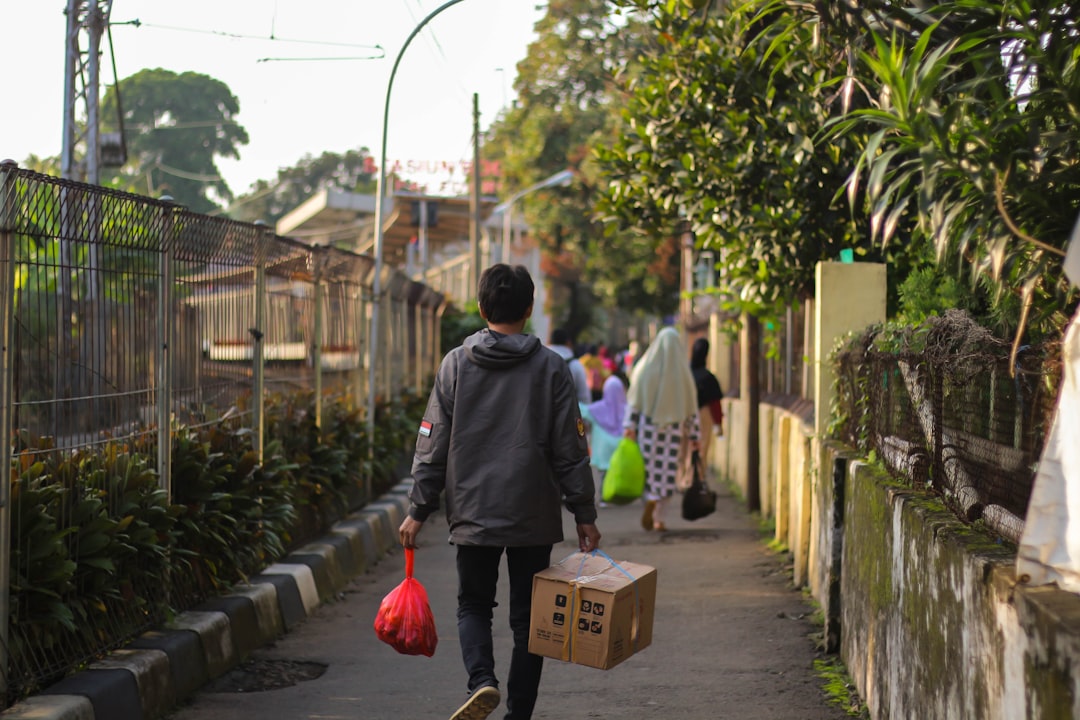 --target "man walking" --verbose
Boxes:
[400,264,601,720]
